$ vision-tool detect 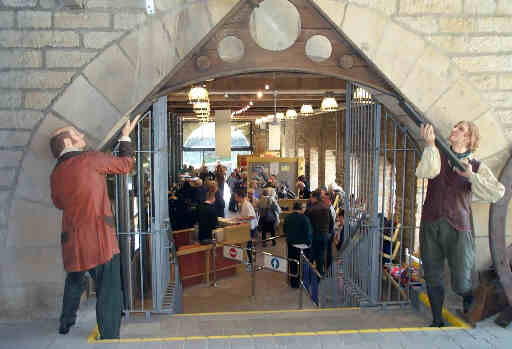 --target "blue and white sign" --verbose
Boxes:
[263,254,287,273]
